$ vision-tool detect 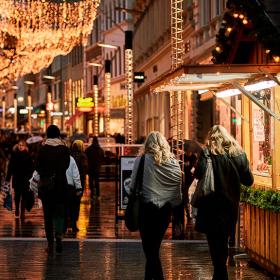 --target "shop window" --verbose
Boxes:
[251,89,274,177]
[218,95,242,144]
